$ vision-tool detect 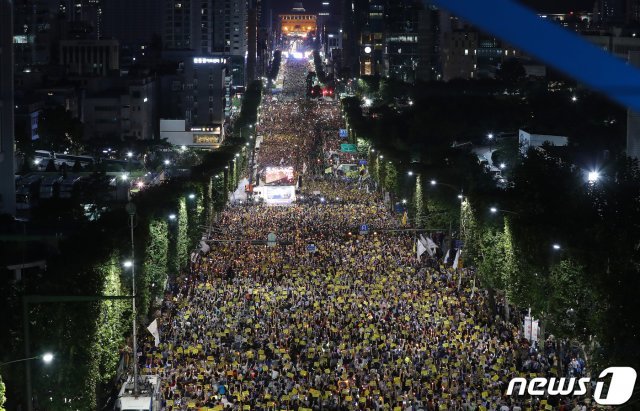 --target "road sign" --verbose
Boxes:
[339,129,348,138]
[359,224,369,235]
[340,144,357,153]
[267,232,277,247]
[306,244,317,253]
